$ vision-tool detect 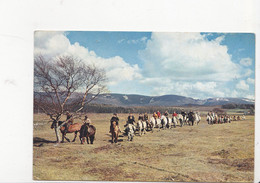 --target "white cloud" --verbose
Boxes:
[139,33,240,82]
[34,31,142,86]
[236,80,249,91]
[243,69,254,77]
[246,95,255,100]
[247,78,255,84]
[117,39,125,43]
[140,78,225,98]
[215,35,225,43]
[126,37,147,44]
[240,57,252,66]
